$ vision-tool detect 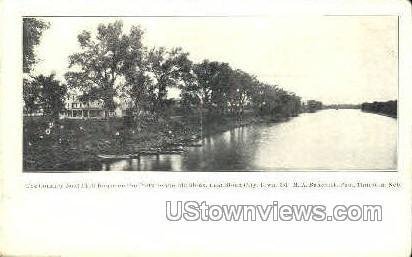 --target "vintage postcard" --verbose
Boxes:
[22,15,398,172]
[1,1,411,257]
